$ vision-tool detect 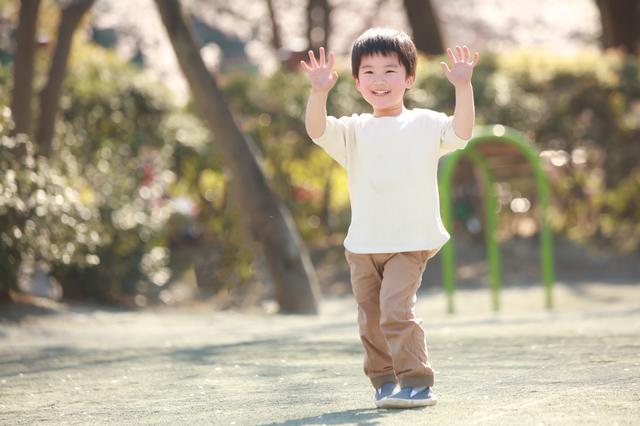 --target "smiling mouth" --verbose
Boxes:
[373,90,389,95]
